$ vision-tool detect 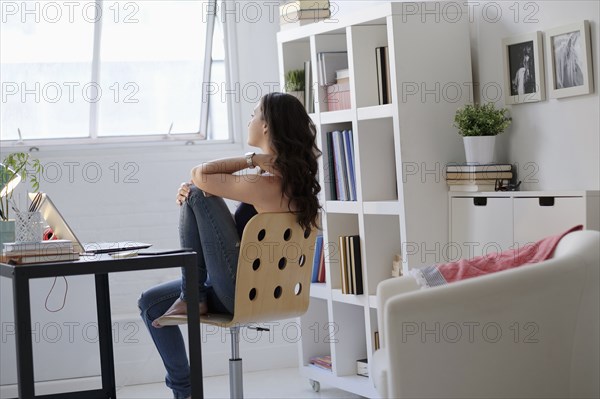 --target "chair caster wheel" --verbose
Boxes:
[310,379,320,392]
